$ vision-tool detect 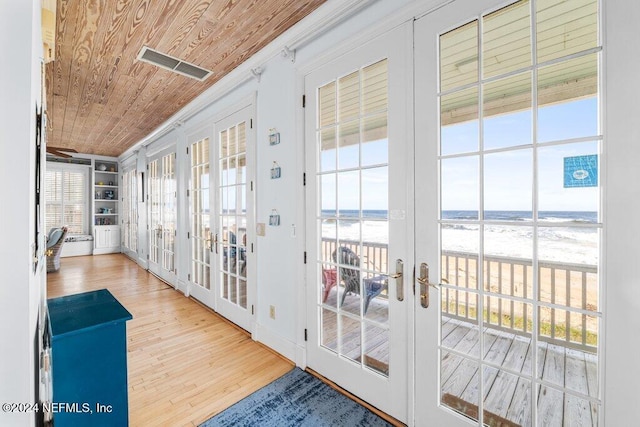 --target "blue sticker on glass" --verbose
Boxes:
[564,155,597,188]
